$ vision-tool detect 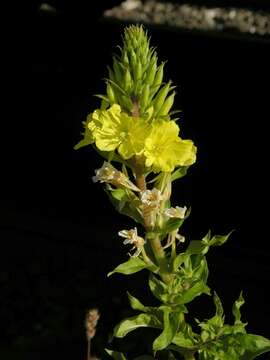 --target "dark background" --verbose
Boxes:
[1,1,270,359]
